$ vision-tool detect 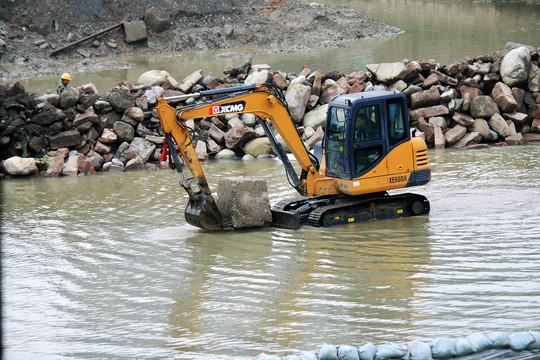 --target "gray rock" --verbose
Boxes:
[244,69,271,86]
[285,83,311,123]
[106,89,135,112]
[470,96,499,119]
[445,124,467,146]
[429,116,447,129]
[125,137,156,163]
[178,70,203,93]
[113,121,135,142]
[216,177,272,229]
[93,100,112,114]
[73,107,98,129]
[305,126,324,149]
[468,119,491,140]
[411,87,440,109]
[214,149,236,158]
[302,104,328,129]
[454,131,482,148]
[503,112,530,127]
[241,113,258,127]
[125,155,146,171]
[452,112,475,127]
[59,87,80,109]
[144,10,170,33]
[224,123,255,149]
[243,137,274,157]
[111,157,124,166]
[124,20,148,43]
[366,61,421,84]
[31,108,66,126]
[62,155,79,176]
[49,130,81,150]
